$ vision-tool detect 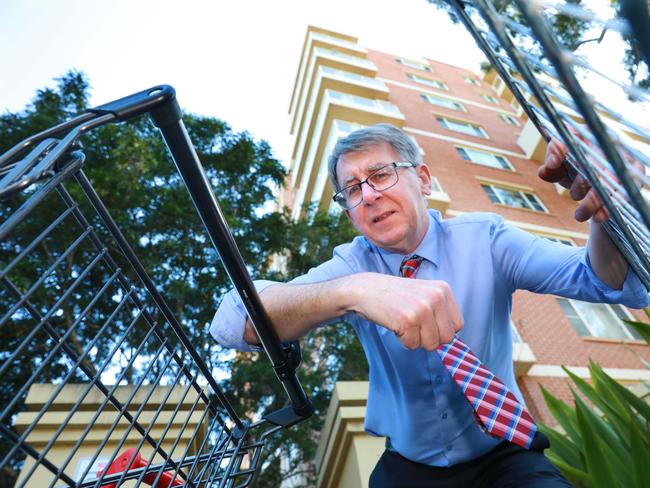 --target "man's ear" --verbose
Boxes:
[417,163,433,196]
